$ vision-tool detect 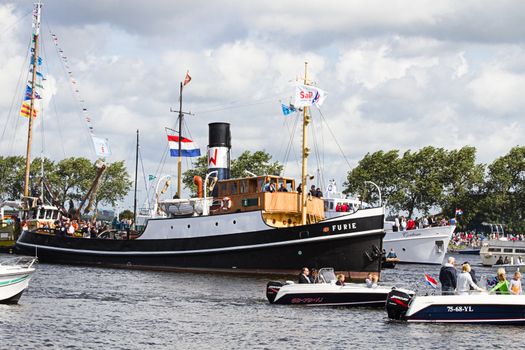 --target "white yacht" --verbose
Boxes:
[479,224,525,267]
[323,181,454,265]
